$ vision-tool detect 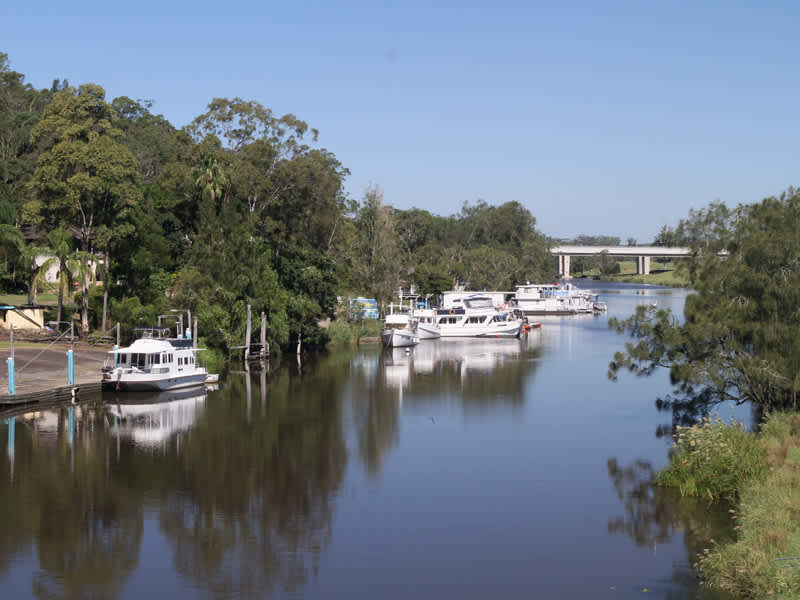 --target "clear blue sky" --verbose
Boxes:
[2,1,798,242]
